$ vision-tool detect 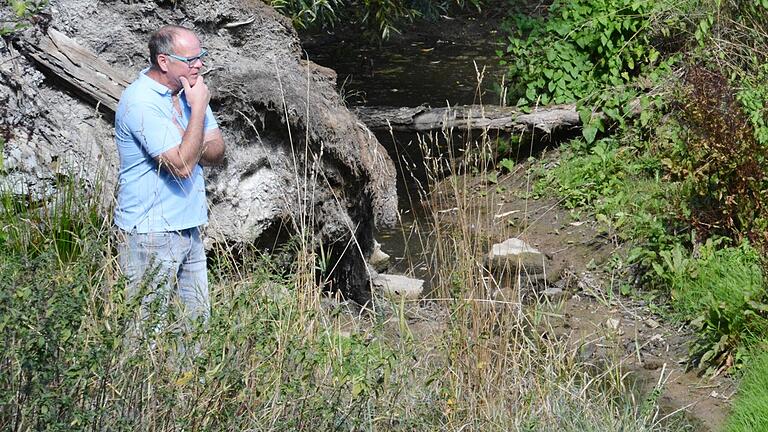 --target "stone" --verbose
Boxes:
[645,318,661,329]
[605,318,621,331]
[369,240,391,272]
[542,287,564,301]
[487,237,549,280]
[372,274,424,300]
